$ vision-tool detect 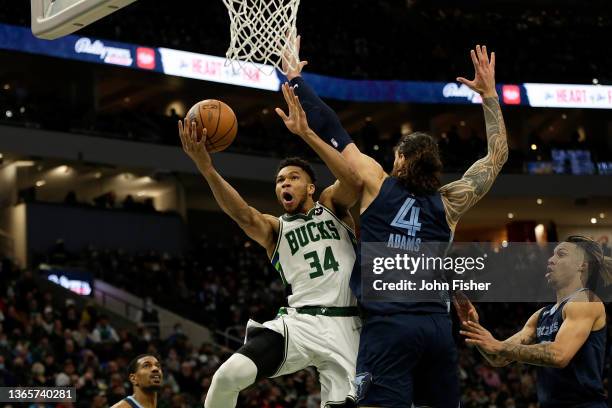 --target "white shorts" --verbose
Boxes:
[246,308,361,407]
